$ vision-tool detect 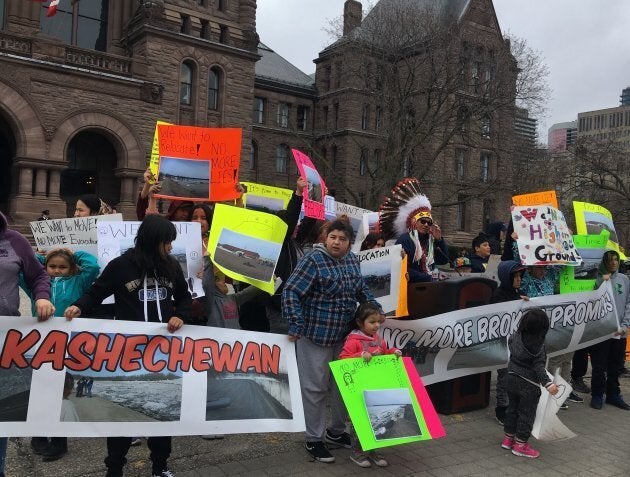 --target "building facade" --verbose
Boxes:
[548,121,577,153]
[1,0,515,246]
